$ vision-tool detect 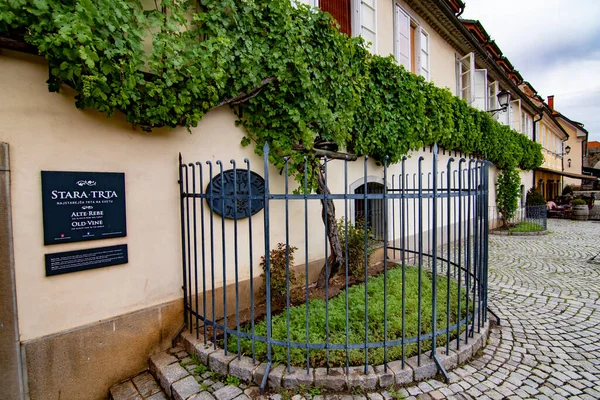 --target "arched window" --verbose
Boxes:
[353,181,386,241]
